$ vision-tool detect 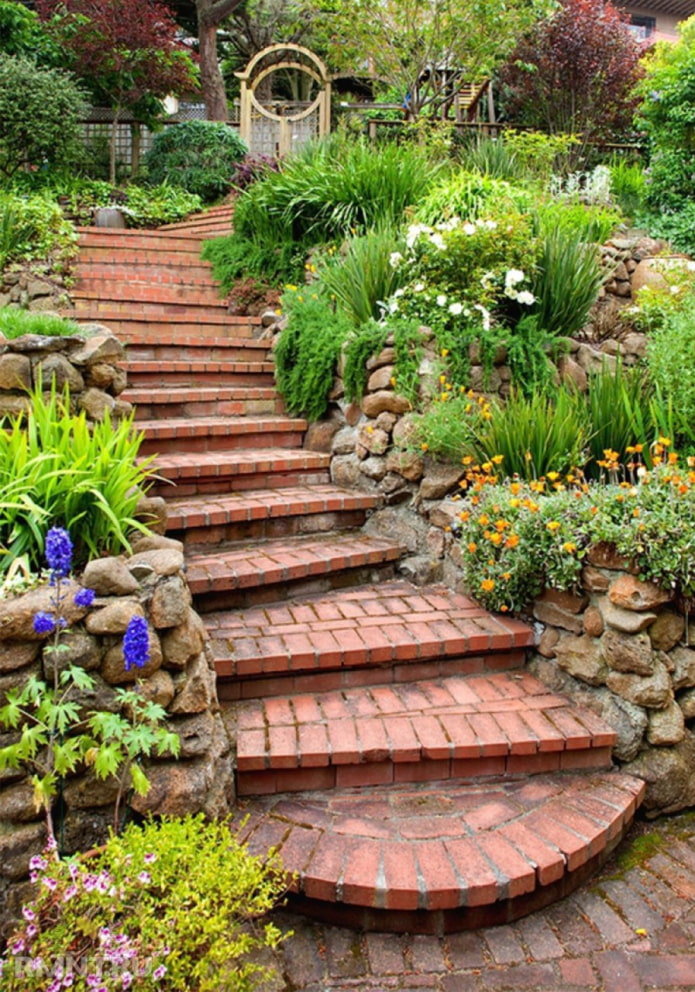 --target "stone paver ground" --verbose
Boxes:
[266,809,695,991]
